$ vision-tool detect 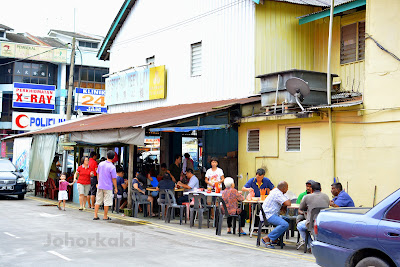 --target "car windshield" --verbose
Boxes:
[0,160,17,172]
